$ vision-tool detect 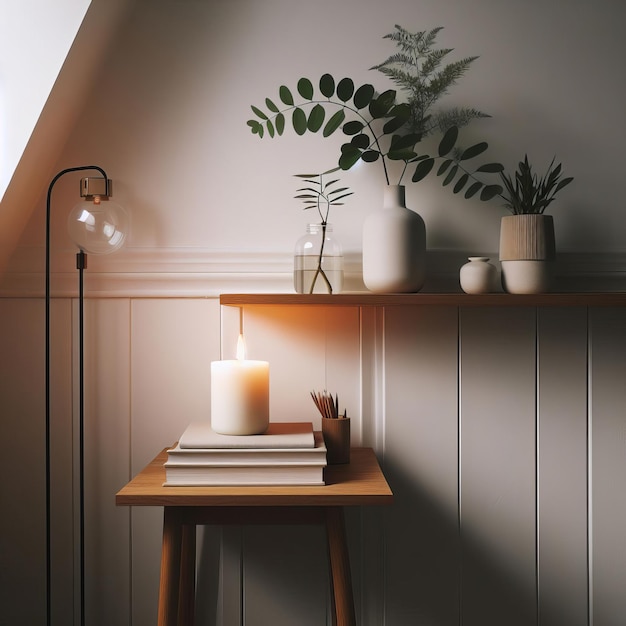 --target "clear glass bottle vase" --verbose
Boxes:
[293,223,344,294]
